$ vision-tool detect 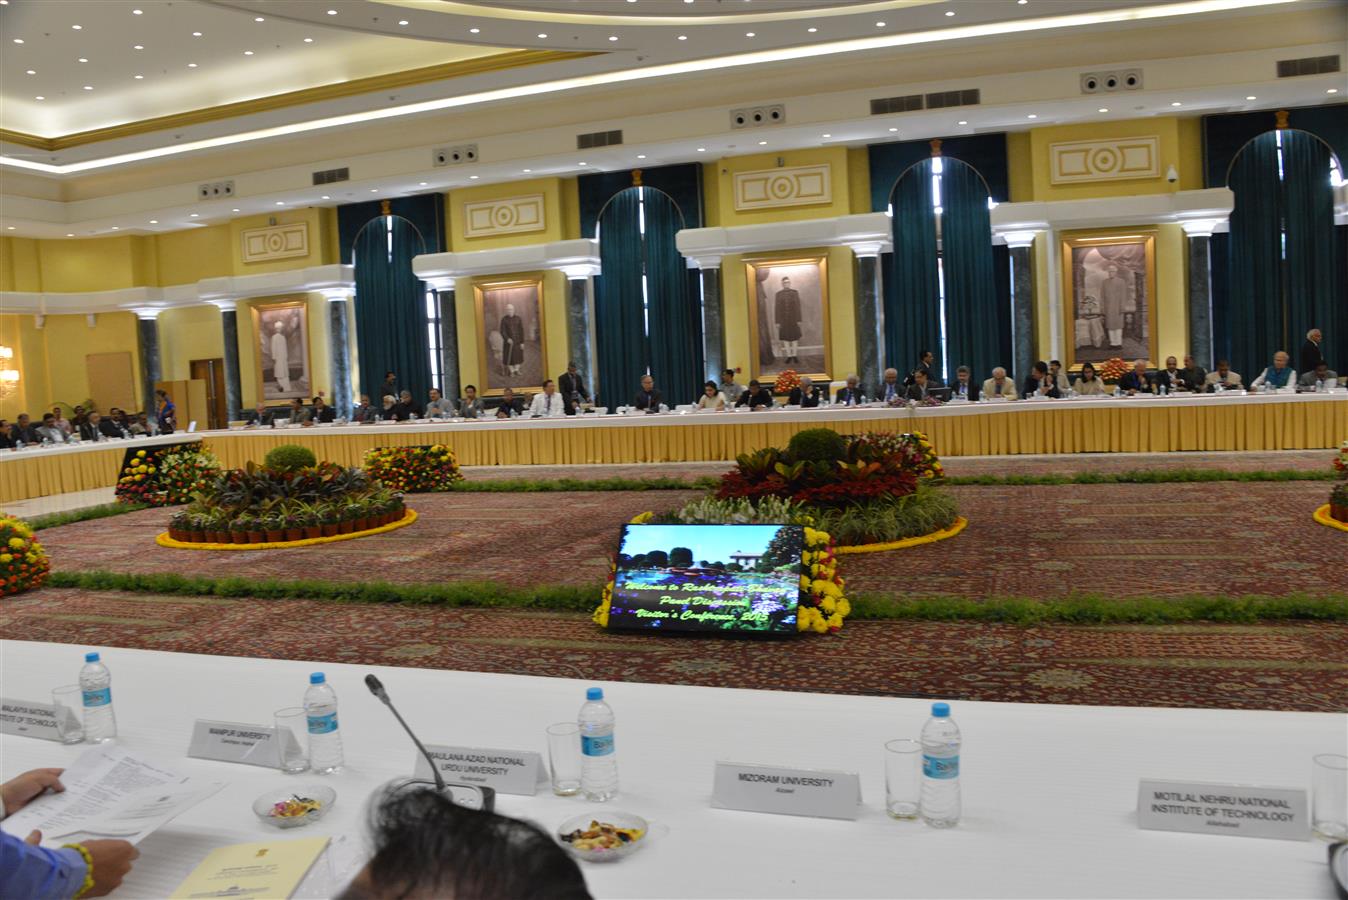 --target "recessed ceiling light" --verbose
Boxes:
[1246,95,1257,101]
[888,127,898,132]
[11,38,22,44]
[470,27,480,33]
[1170,101,1182,106]
[398,20,409,26]
[133,45,143,50]
[82,85,93,90]
[25,69,34,75]
[34,96,44,100]
[189,213,199,217]
[696,147,706,151]
[677,34,687,40]
[957,120,968,125]
[1018,0,1028,4]
[254,16,264,22]
[303,38,313,43]
[71,24,82,30]
[232,208,240,212]
[876,21,886,27]
[636,155,646,159]
[78,57,88,63]
[757,140,767,145]
[134,74,143,79]
[187,62,197,67]
[149,219,158,224]
[111,226,119,230]
[275,201,285,206]
[608,35,618,41]
[745,32,755,37]
[327,9,338,15]
[318,197,328,201]
[419,181,428,186]
[538,33,548,38]
[1027,114,1037,119]
[370,188,378,193]
[469,175,479,179]
[66,234,74,238]
[577,162,587,166]
[945,9,956,15]
[522,168,532,172]
[132,8,143,13]
[1328,88,1339,94]
[243,50,253,56]
[192,31,202,36]
[807,27,817,33]
[821,133,831,138]
[6,226,15,231]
